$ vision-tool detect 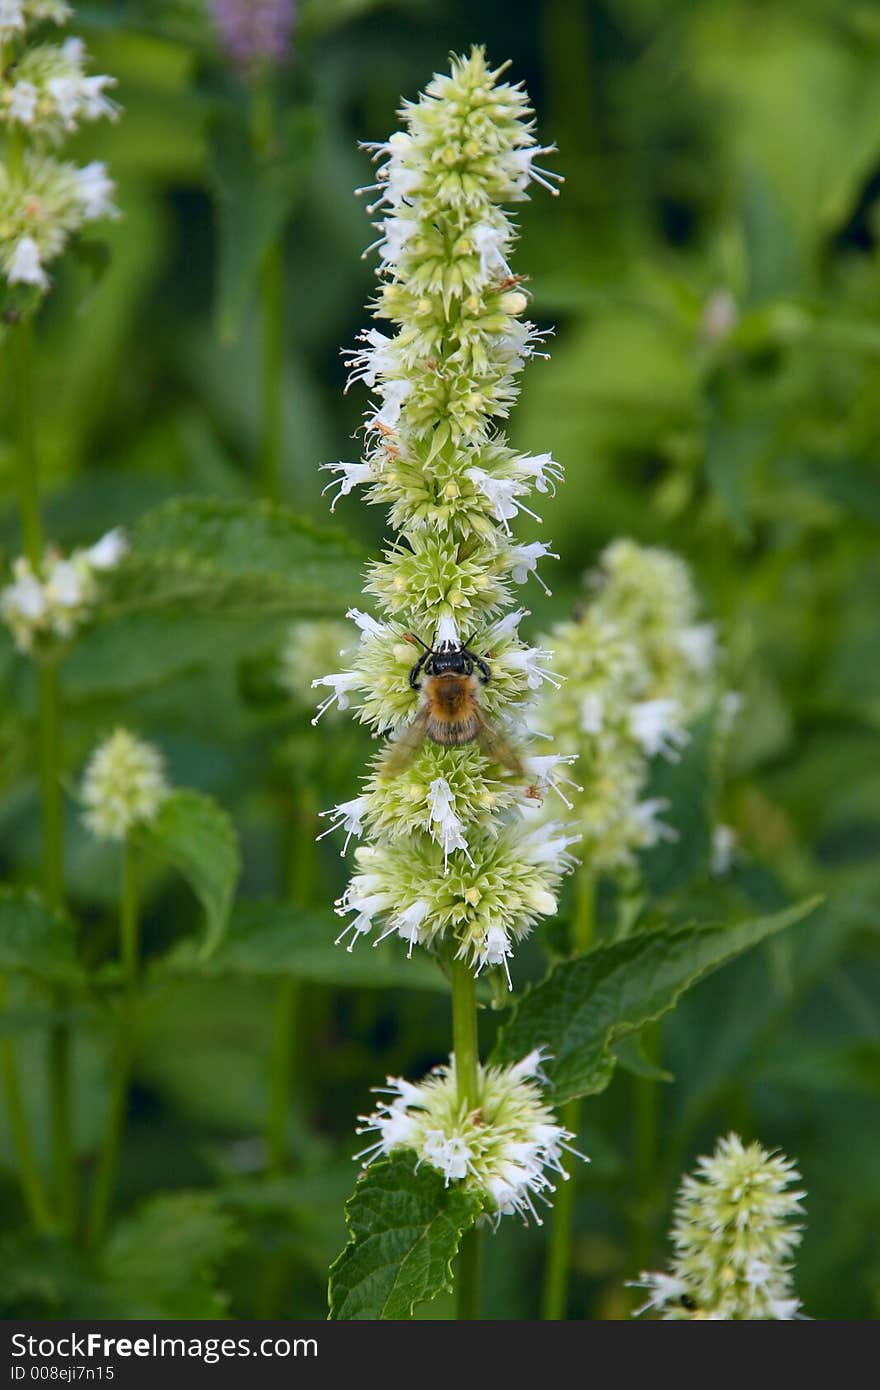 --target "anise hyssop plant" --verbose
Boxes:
[315,50,585,1303]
